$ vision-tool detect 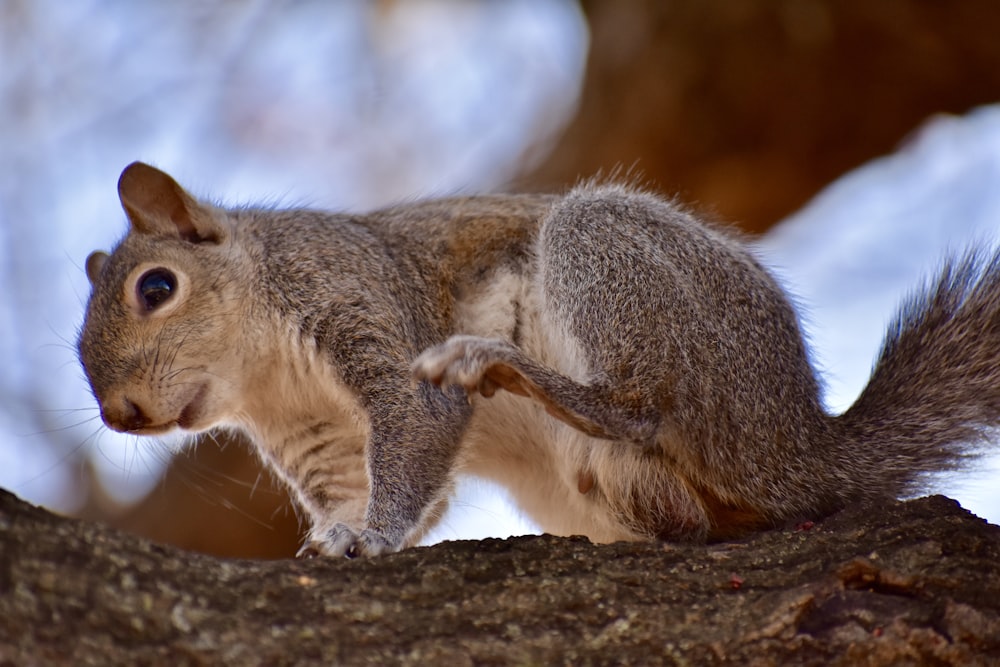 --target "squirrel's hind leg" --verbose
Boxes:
[412,335,659,446]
